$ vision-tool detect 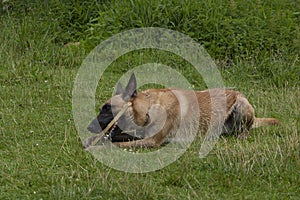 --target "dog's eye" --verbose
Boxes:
[102,104,111,112]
